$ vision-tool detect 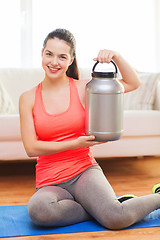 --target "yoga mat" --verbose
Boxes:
[0,205,160,238]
